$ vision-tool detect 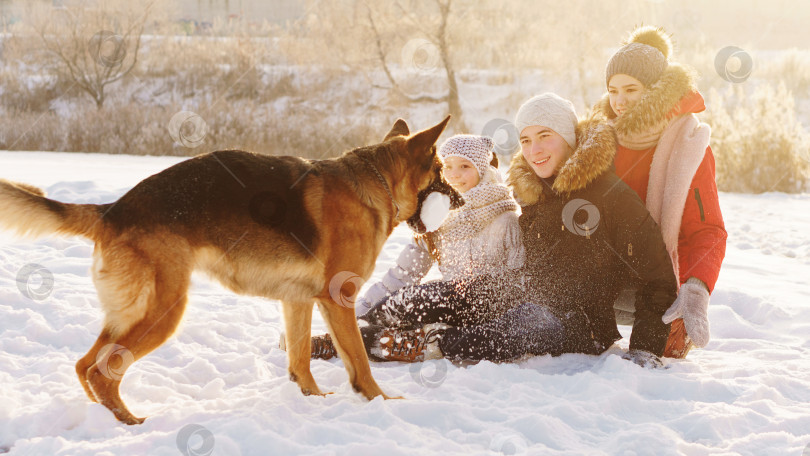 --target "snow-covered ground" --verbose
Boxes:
[1,151,809,456]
